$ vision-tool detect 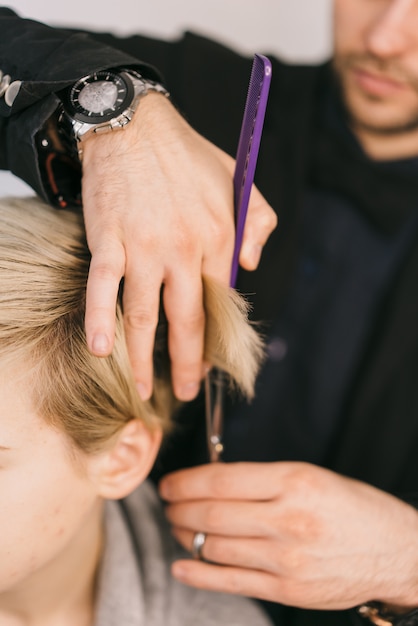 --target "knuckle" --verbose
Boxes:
[204,503,225,532]
[225,569,246,595]
[279,545,306,574]
[134,230,165,255]
[209,219,234,249]
[276,577,304,605]
[207,538,227,563]
[166,221,200,261]
[164,300,205,330]
[207,466,233,499]
[286,512,320,541]
[90,237,125,262]
[171,309,205,336]
[89,261,123,282]
[85,304,109,320]
[125,310,157,331]
[257,206,278,232]
[287,463,319,494]
[267,208,279,229]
